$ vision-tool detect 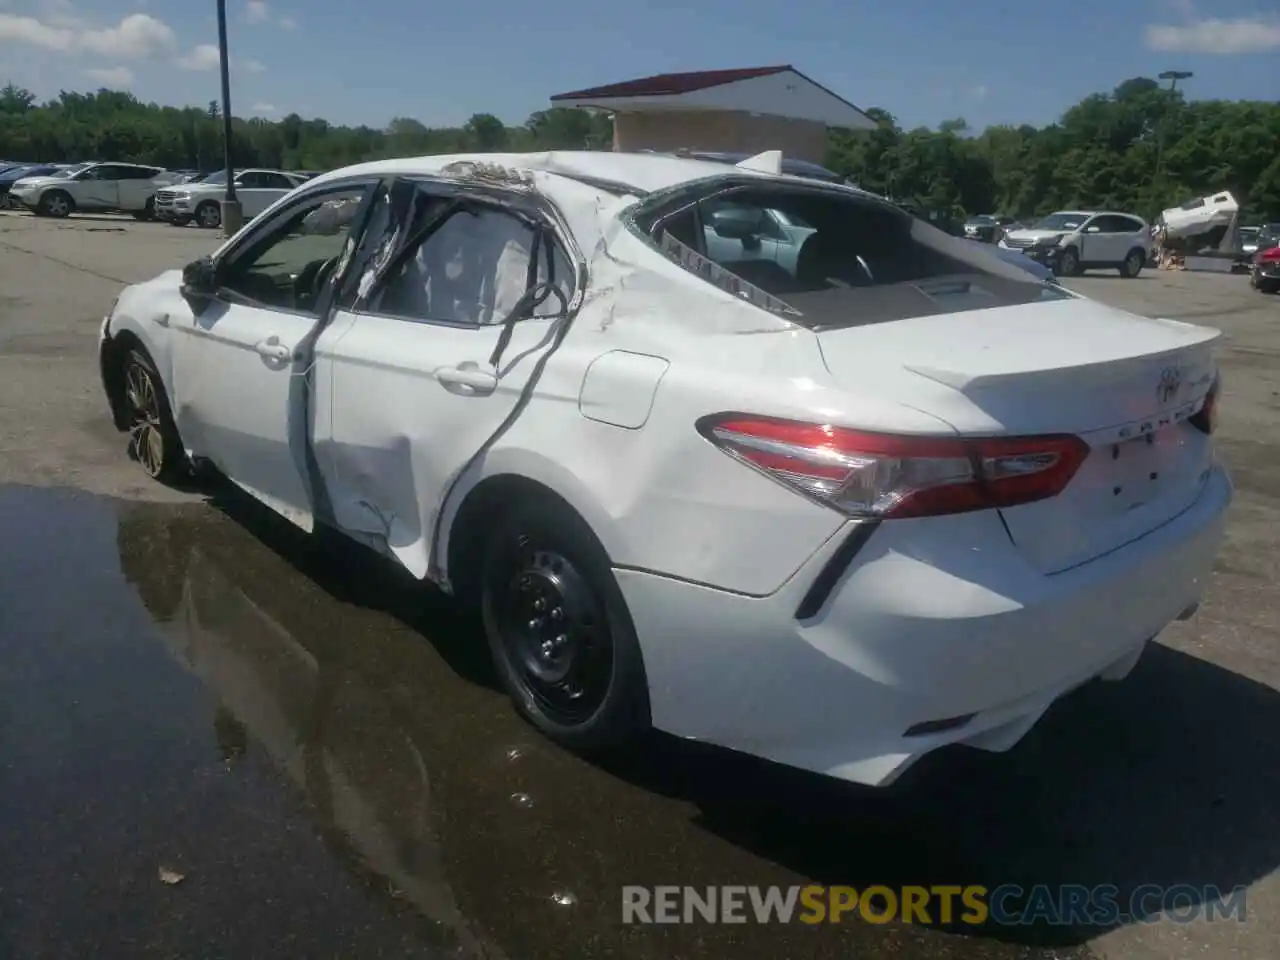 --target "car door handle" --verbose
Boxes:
[254,337,292,361]
[436,363,498,396]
